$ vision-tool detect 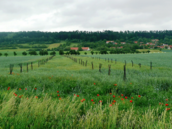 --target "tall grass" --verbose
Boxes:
[0,90,172,128]
[0,54,172,128]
